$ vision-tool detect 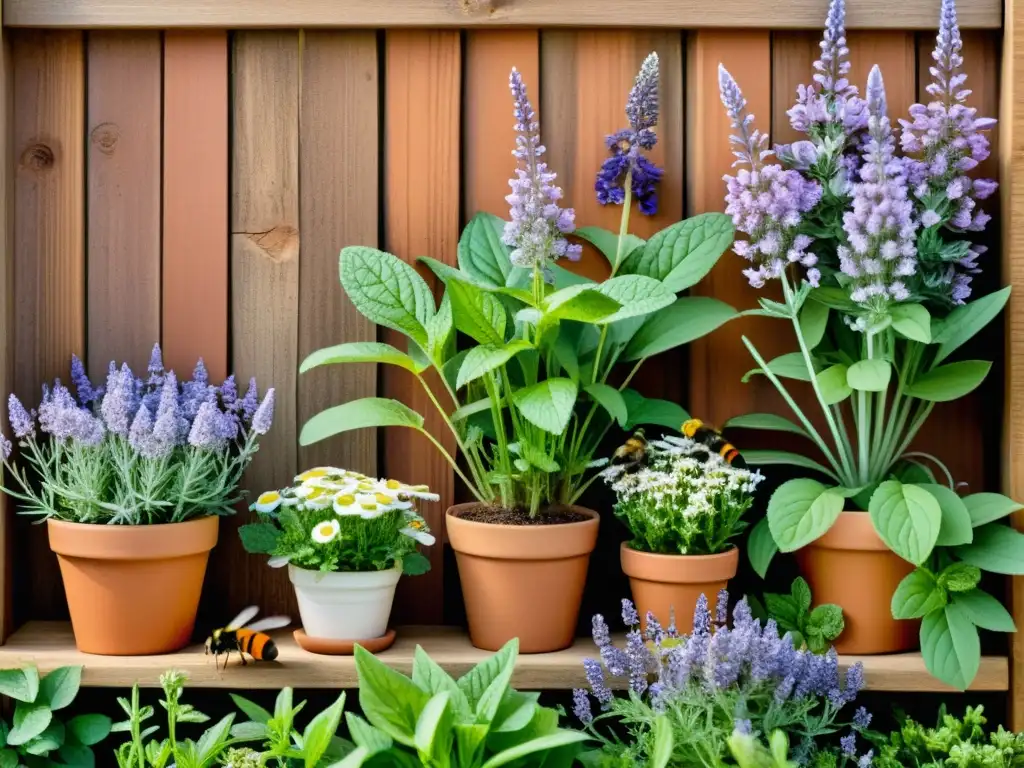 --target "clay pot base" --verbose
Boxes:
[293,628,396,656]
